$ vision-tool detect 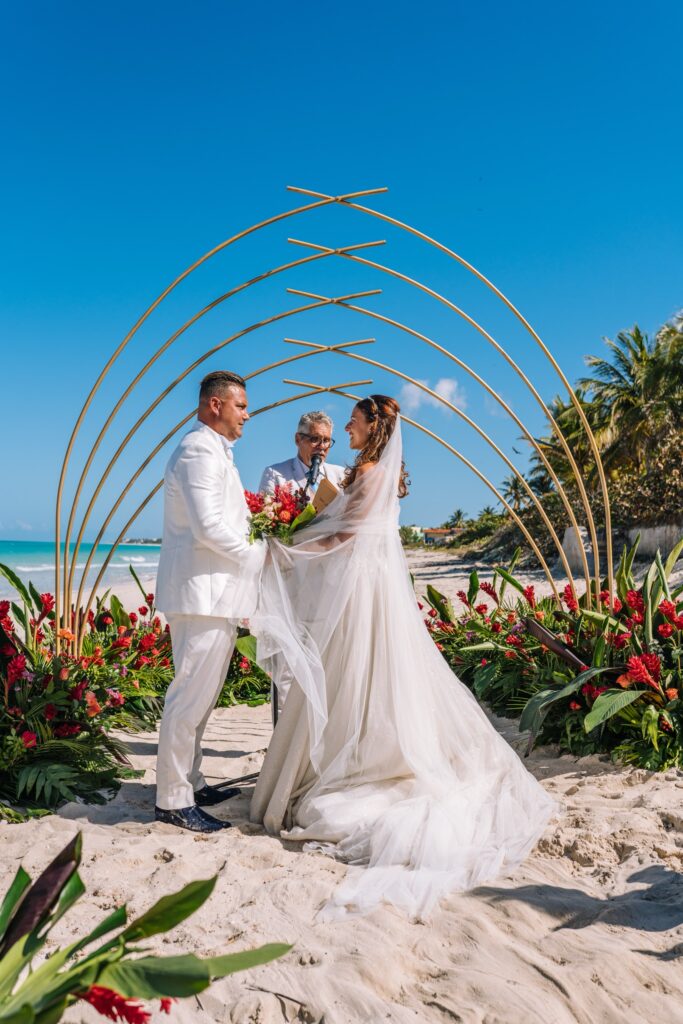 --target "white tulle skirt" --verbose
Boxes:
[250,529,558,920]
